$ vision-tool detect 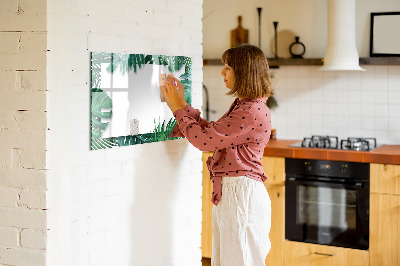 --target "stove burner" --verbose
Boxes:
[301,135,339,149]
[295,136,378,151]
[340,137,377,151]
